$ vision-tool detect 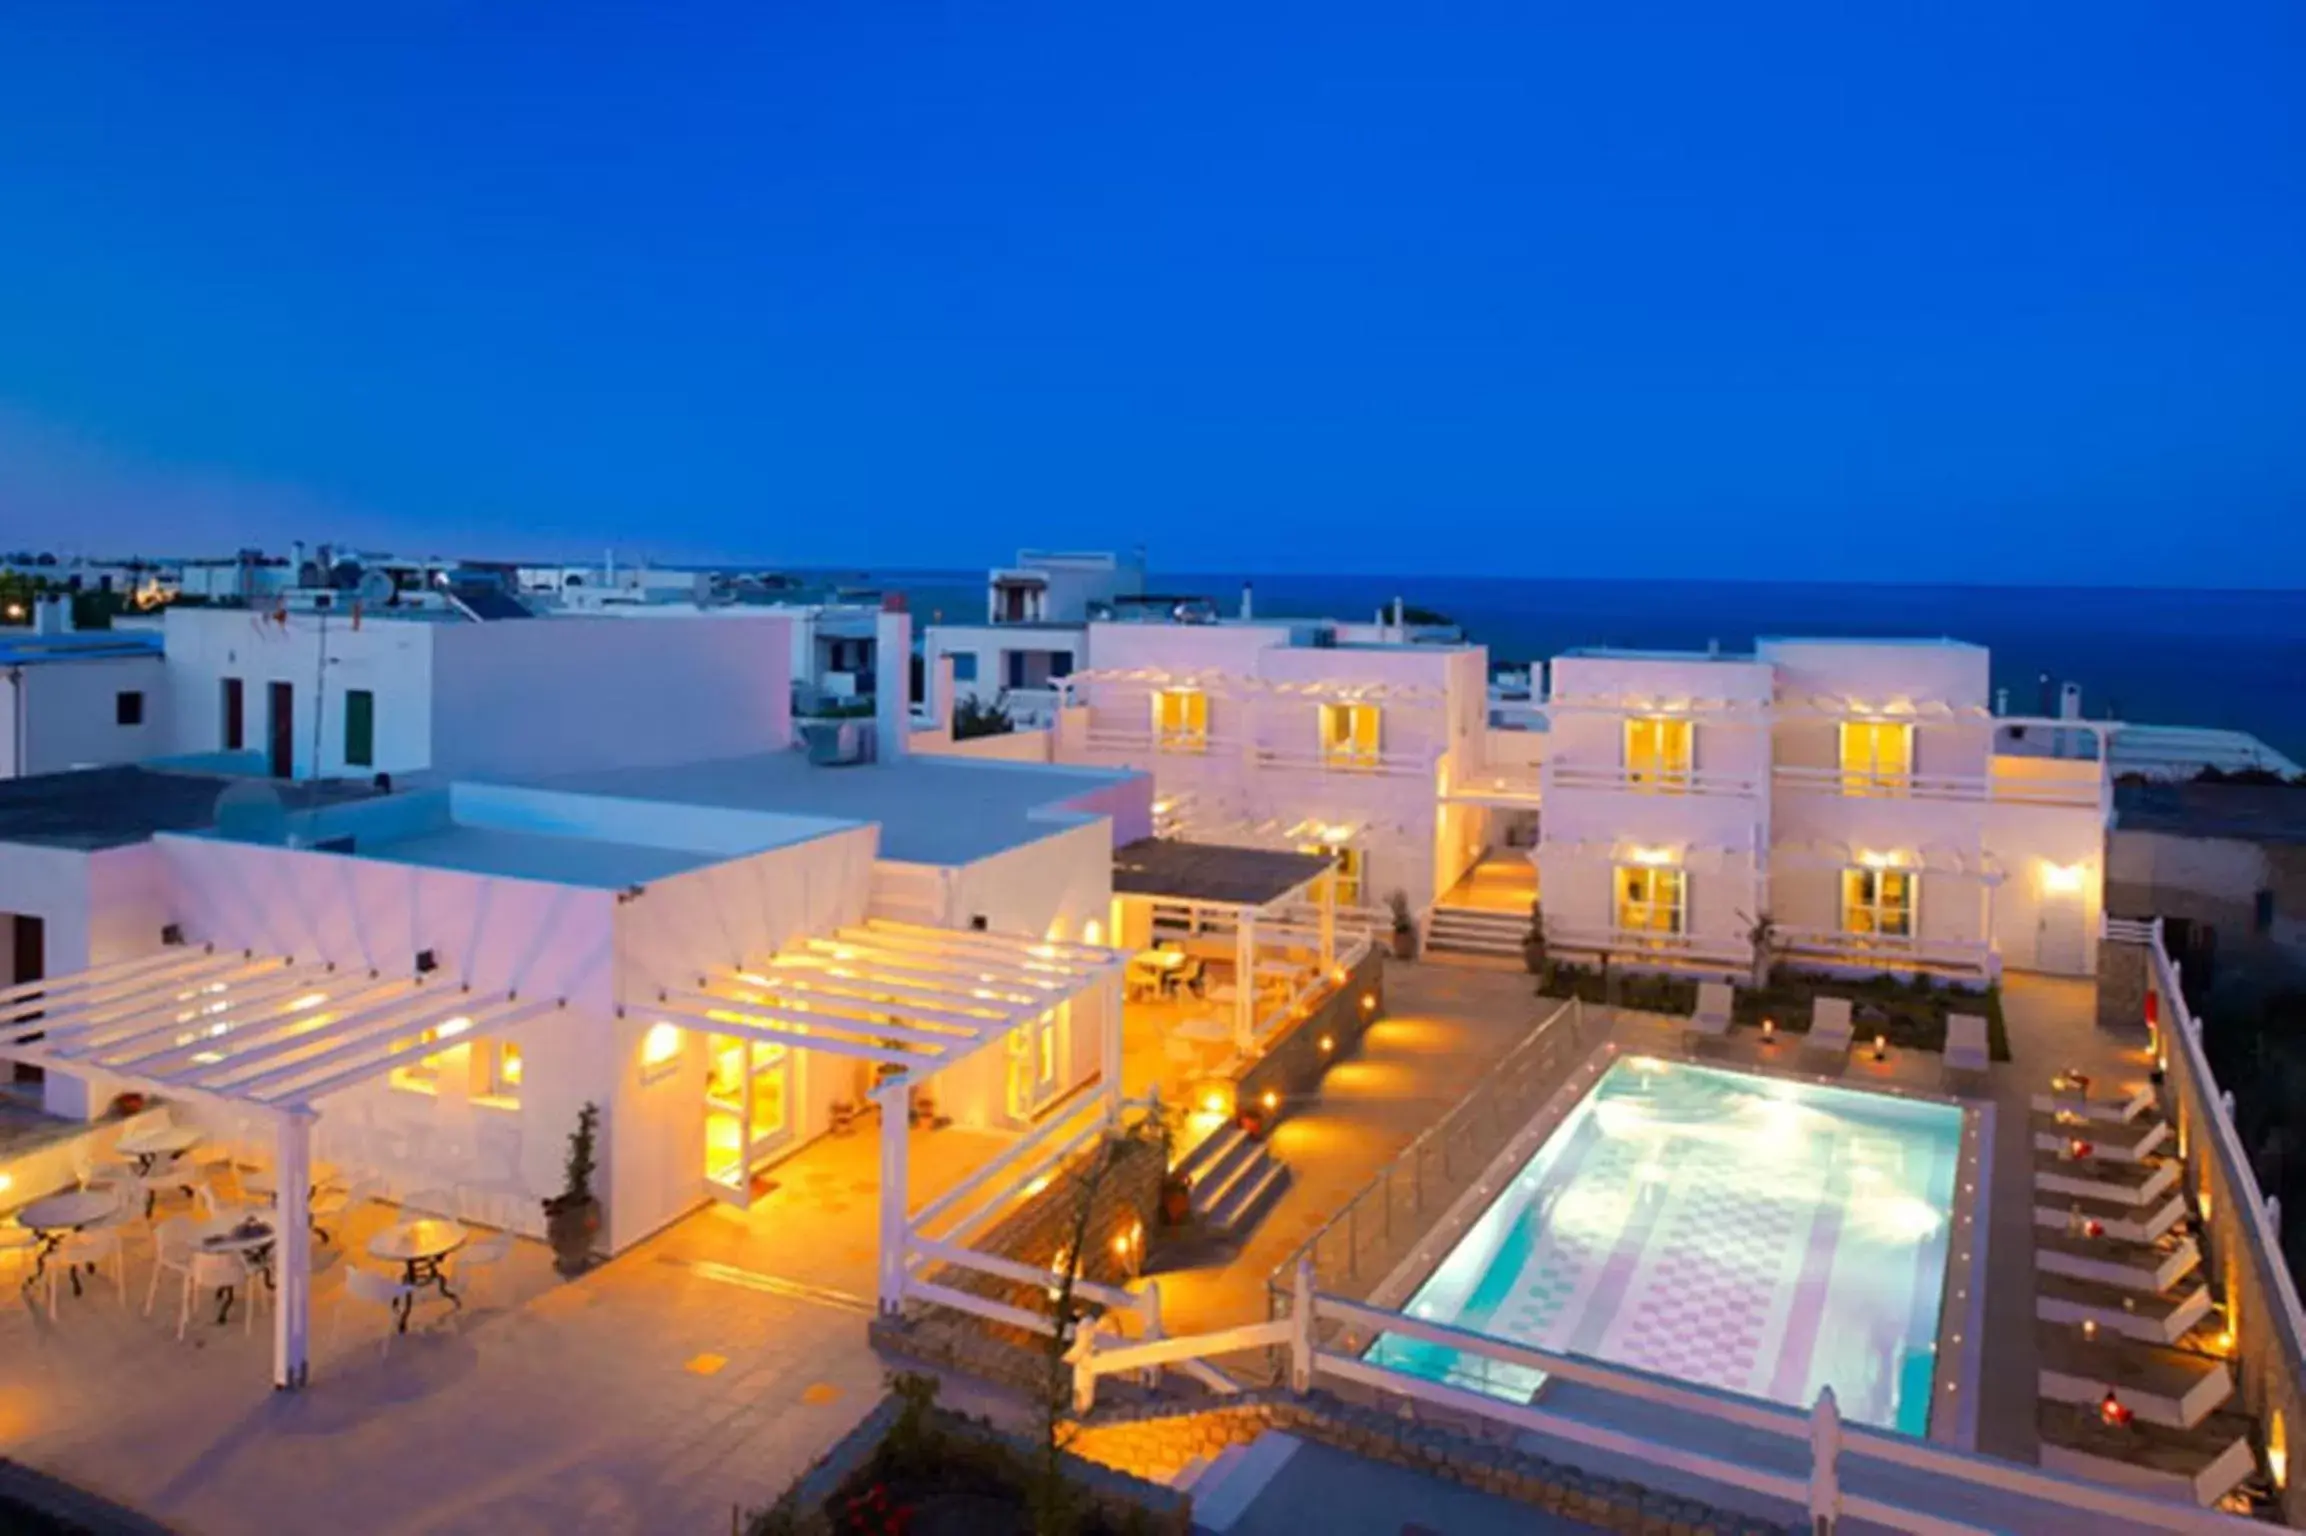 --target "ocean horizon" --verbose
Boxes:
[795,568,2306,761]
